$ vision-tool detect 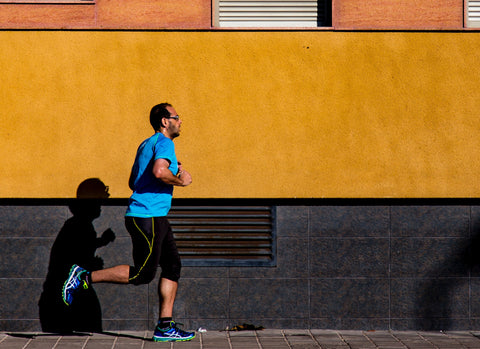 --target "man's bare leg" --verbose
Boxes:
[90,265,130,284]
[153,277,194,342]
[159,278,178,318]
